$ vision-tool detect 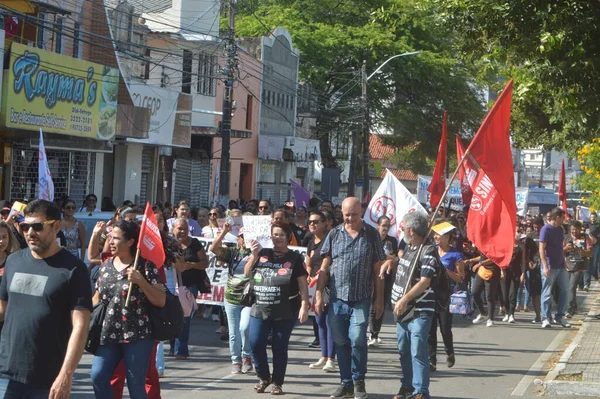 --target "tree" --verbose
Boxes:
[577,140,600,210]
[434,0,600,153]
[234,0,484,173]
